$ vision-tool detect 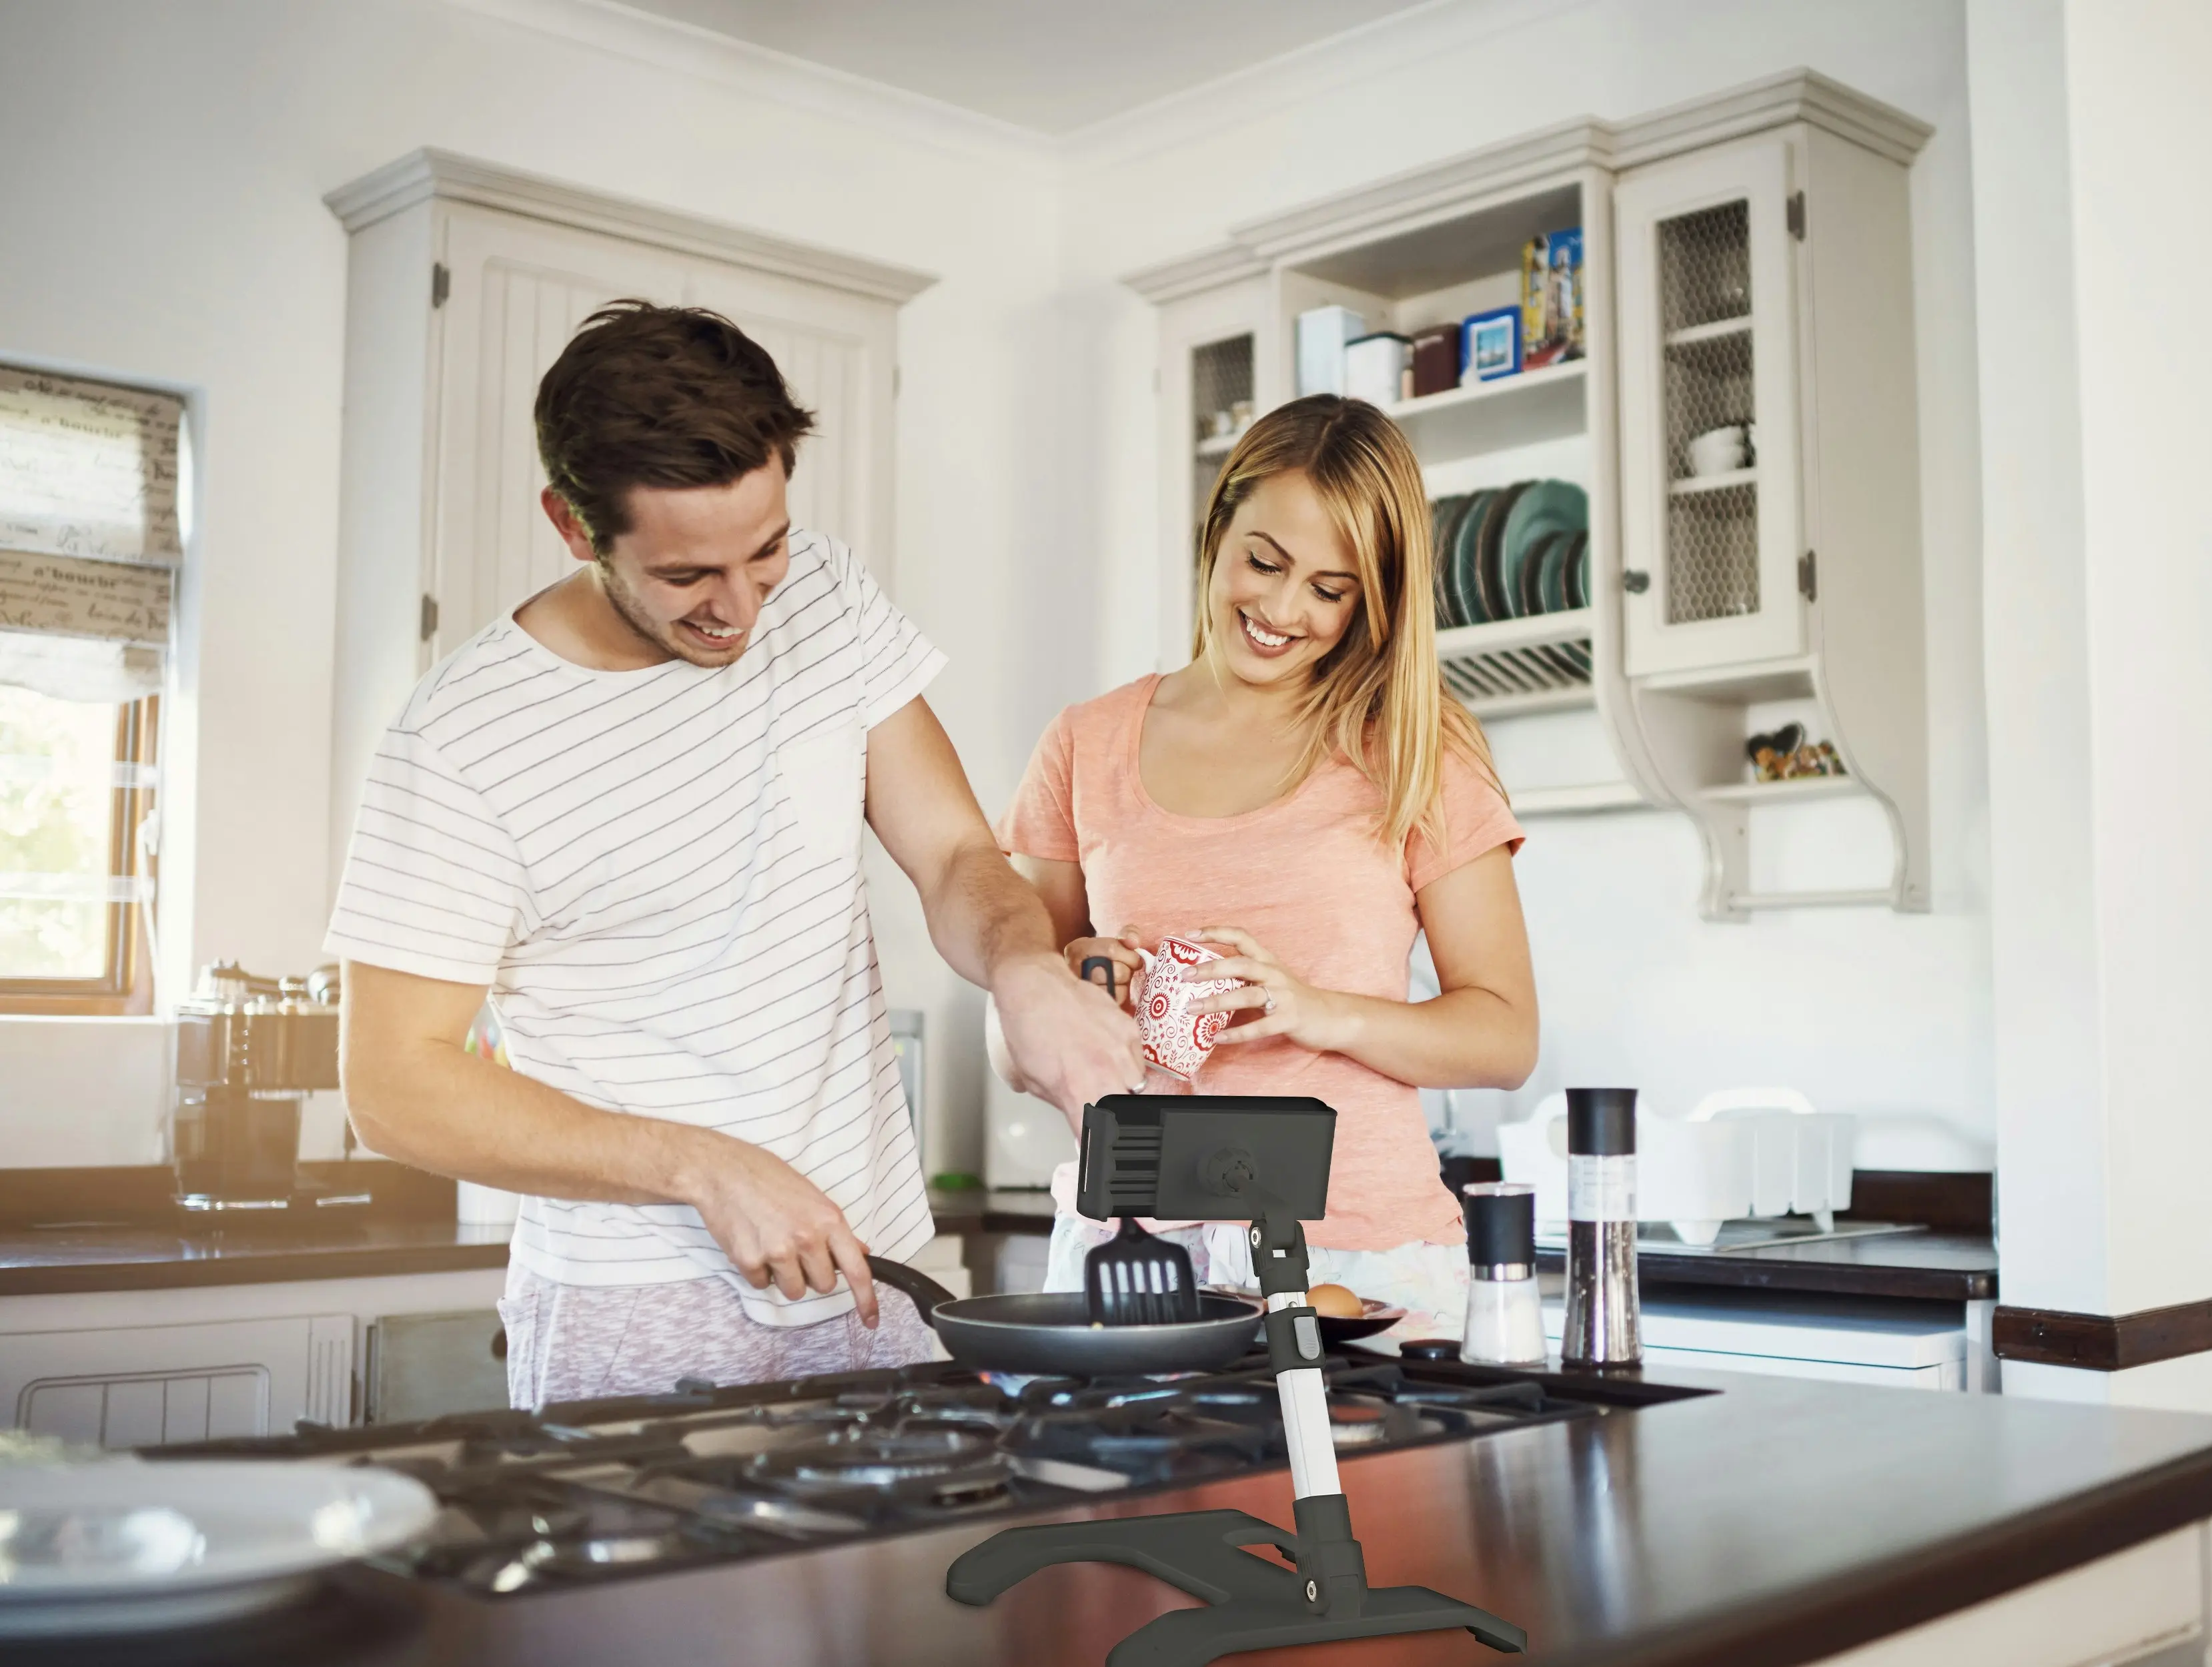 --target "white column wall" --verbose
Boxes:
[1970,0,2212,1408]
[2063,0,2212,1324]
